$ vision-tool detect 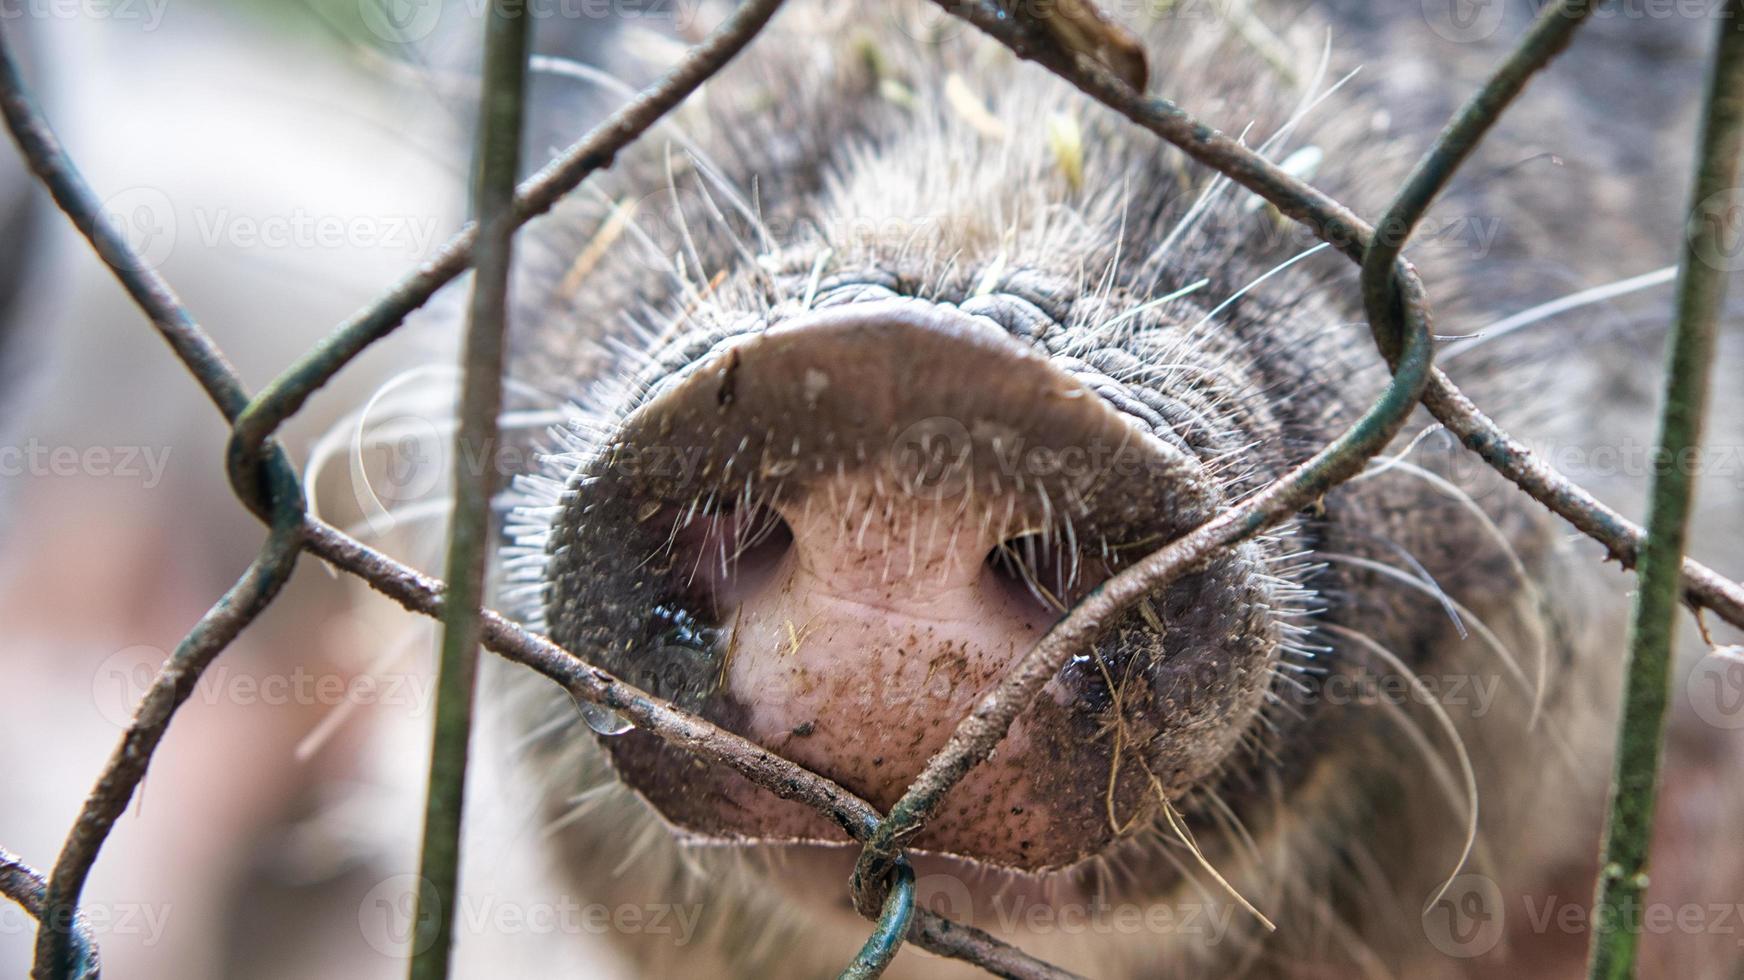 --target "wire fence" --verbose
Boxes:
[1,0,1741,977]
